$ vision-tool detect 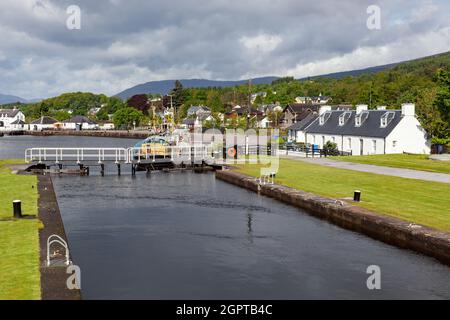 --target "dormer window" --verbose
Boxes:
[355,111,369,127]
[319,111,331,125]
[339,112,351,126]
[380,111,395,128]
